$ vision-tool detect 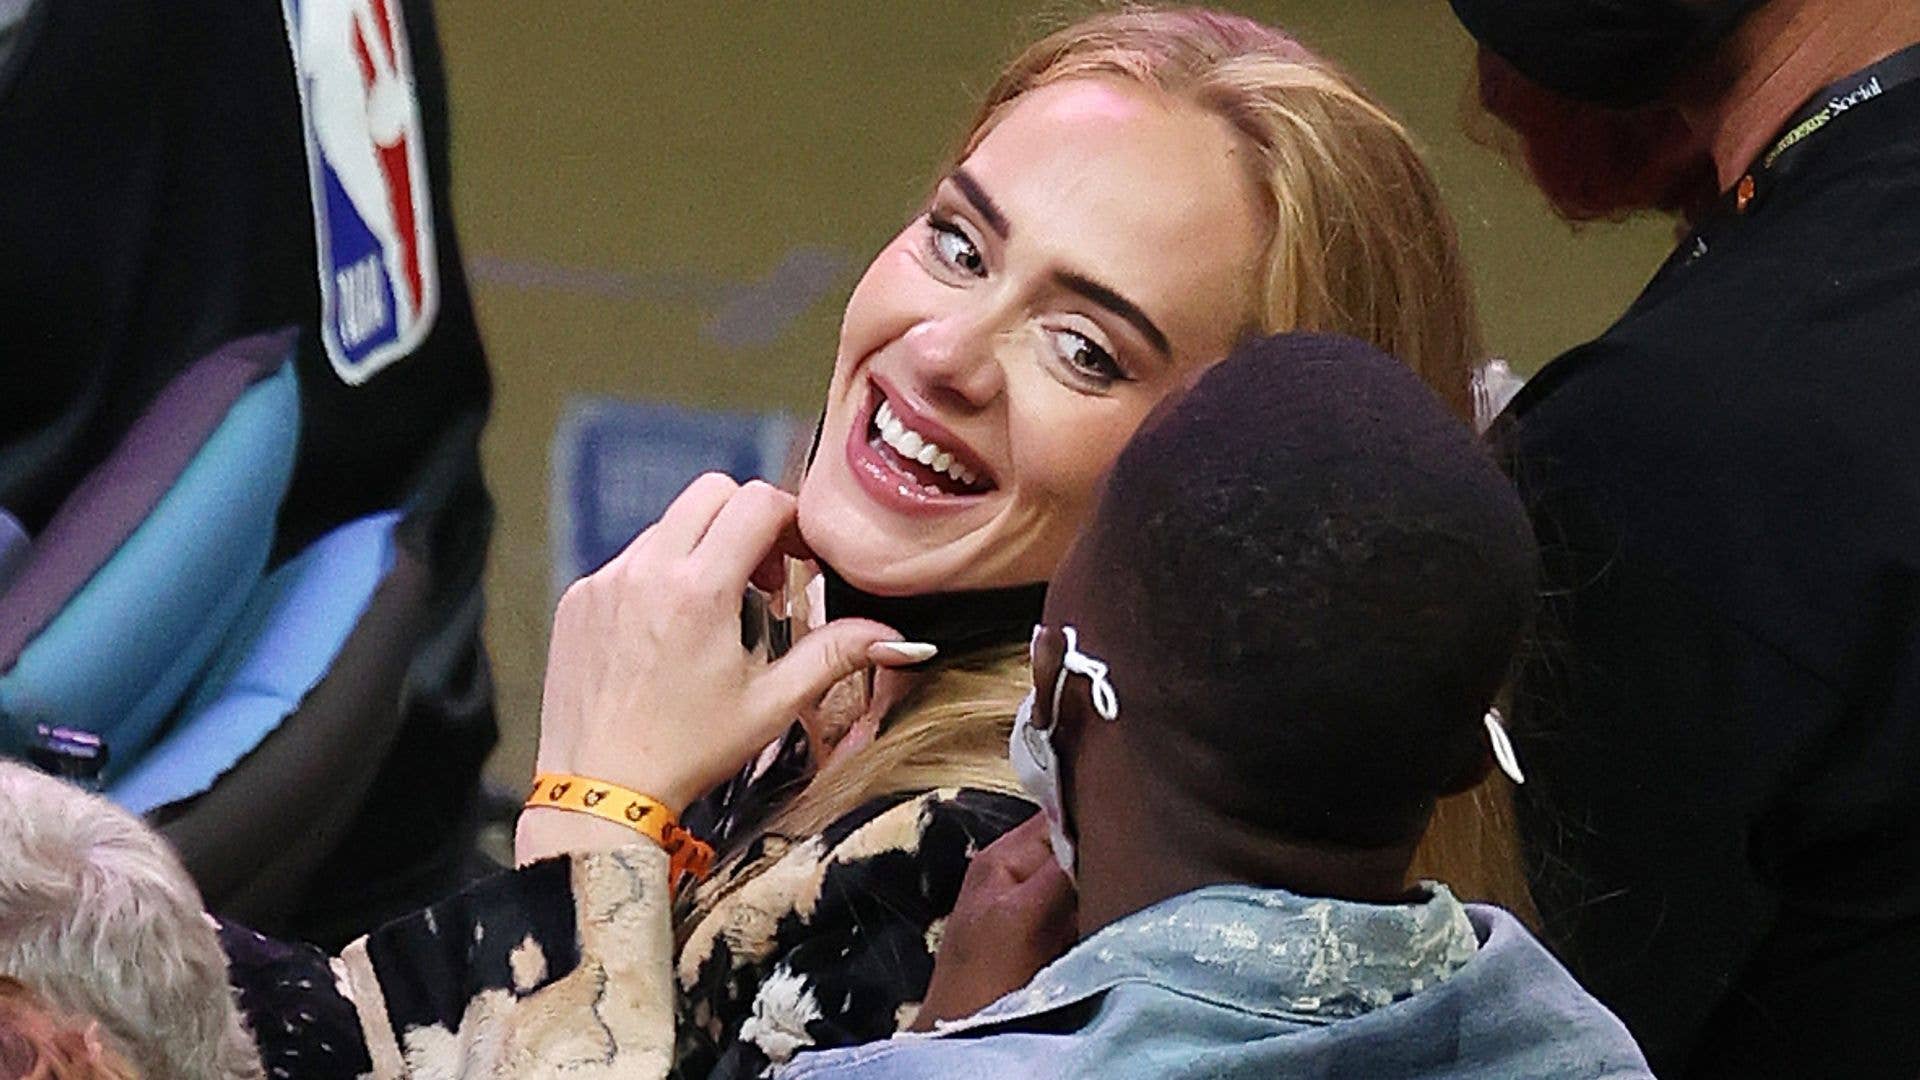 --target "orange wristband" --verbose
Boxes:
[526,773,714,892]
